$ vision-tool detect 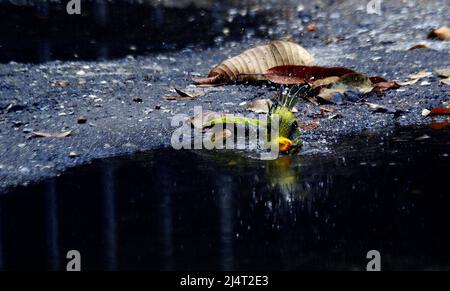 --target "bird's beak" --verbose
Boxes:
[278,137,293,153]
